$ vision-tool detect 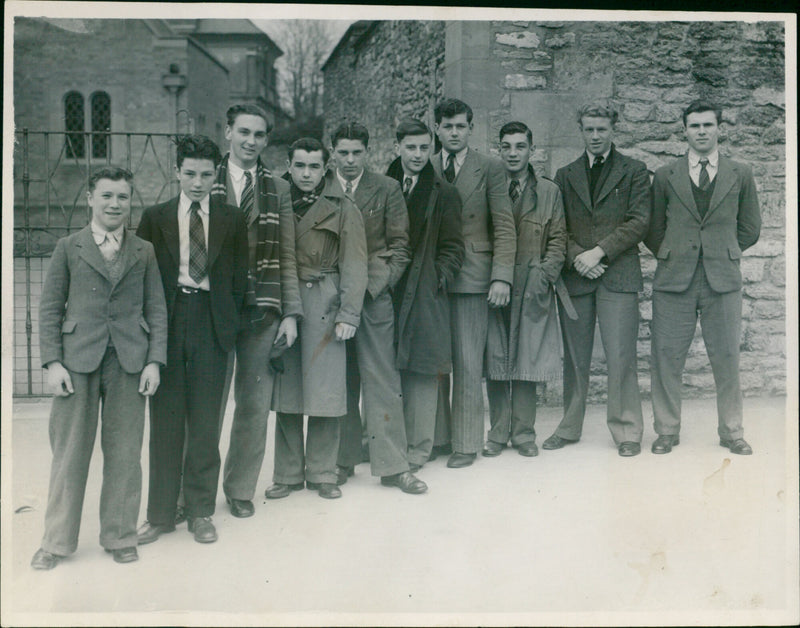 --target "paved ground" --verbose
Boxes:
[2,395,797,626]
